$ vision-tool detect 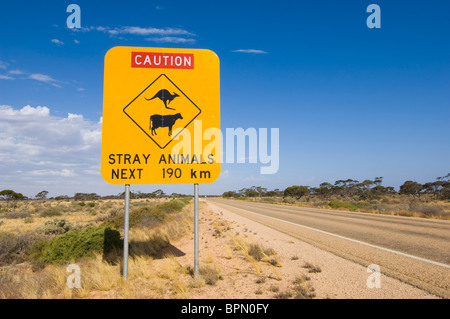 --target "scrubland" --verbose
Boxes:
[0,197,308,299]
[239,195,450,220]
